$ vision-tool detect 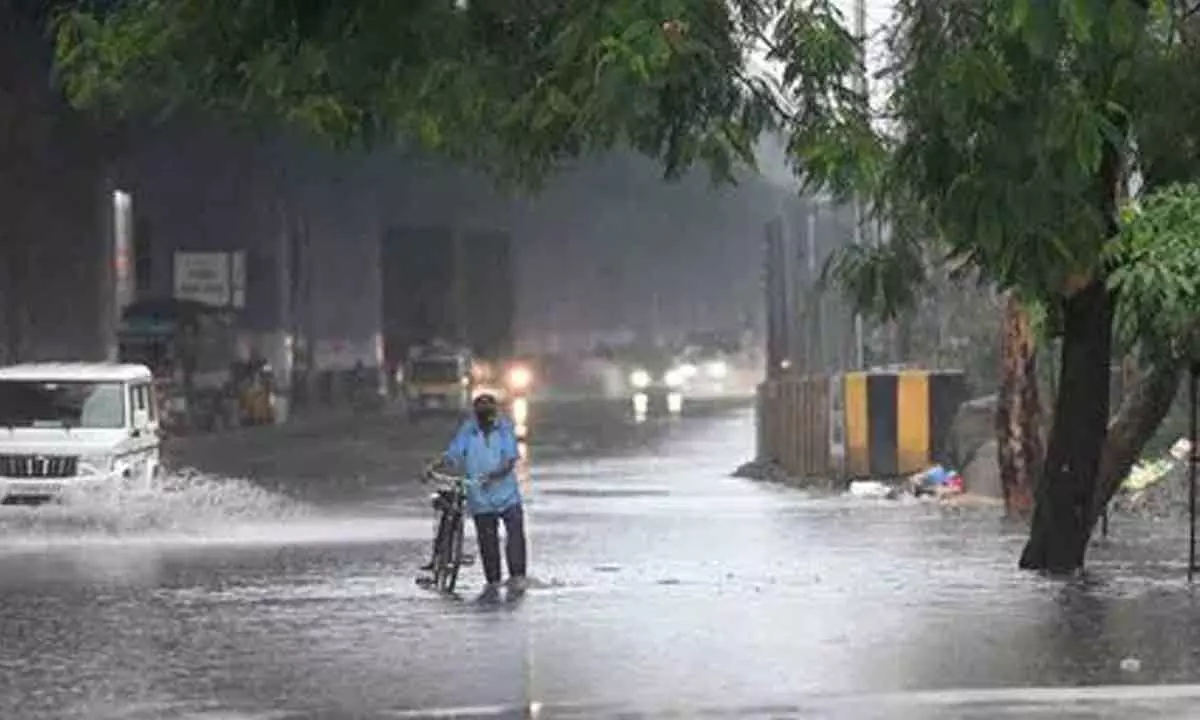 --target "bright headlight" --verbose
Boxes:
[678,363,698,379]
[705,361,729,379]
[664,369,685,388]
[629,369,651,389]
[507,365,533,390]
